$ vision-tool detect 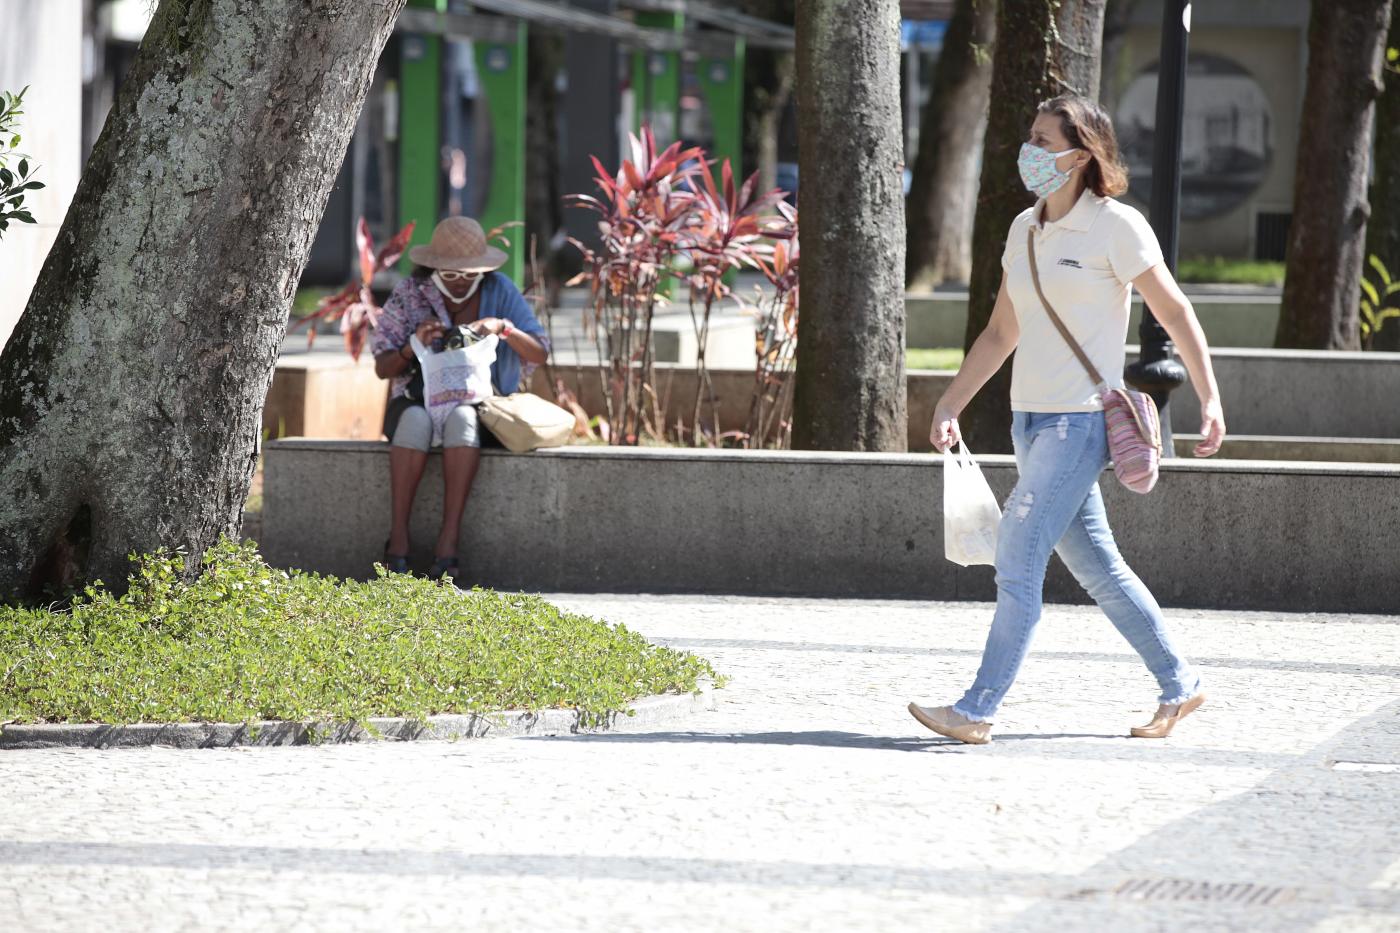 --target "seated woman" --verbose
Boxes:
[371,216,549,580]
